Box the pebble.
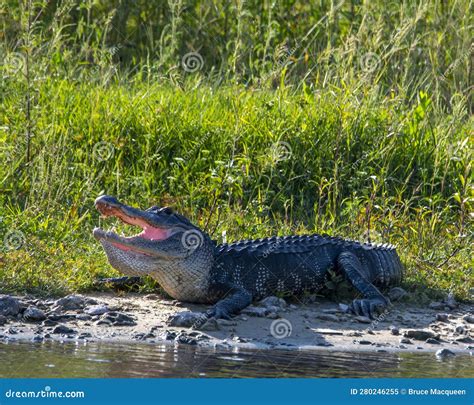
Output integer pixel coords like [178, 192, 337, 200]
[54, 295, 96, 310]
[399, 337, 412, 344]
[354, 316, 372, 324]
[316, 314, 339, 322]
[436, 313, 449, 322]
[425, 338, 441, 344]
[167, 311, 206, 327]
[0, 295, 20, 317]
[84, 304, 109, 316]
[463, 315, 474, 324]
[52, 324, 75, 334]
[436, 348, 456, 358]
[23, 306, 46, 322]
[99, 312, 136, 326]
[454, 325, 466, 334]
[390, 326, 400, 336]
[404, 330, 437, 341]
[429, 302, 445, 310]
[258, 296, 287, 309]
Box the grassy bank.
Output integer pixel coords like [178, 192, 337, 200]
[0, 0, 472, 300]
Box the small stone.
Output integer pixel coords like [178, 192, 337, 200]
[338, 303, 349, 313]
[354, 316, 372, 324]
[167, 311, 206, 327]
[390, 326, 400, 335]
[445, 293, 458, 309]
[100, 312, 136, 326]
[84, 304, 109, 316]
[358, 340, 373, 345]
[463, 315, 474, 324]
[42, 319, 57, 326]
[455, 336, 474, 344]
[426, 338, 441, 344]
[0, 295, 20, 316]
[436, 313, 449, 322]
[388, 287, 408, 301]
[258, 296, 287, 309]
[266, 312, 279, 319]
[145, 294, 160, 300]
[23, 306, 46, 322]
[54, 295, 95, 310]
[400, 337, 412, 344]
[399, 344, 407, 349]
[32, 335, 43, 342]
[404, 330, 436, 341]
[455, 325, 466, 334]
[52, 324, 75, 334]
[75, 314, 92, 321]
[436, 348, 456, 358]
[317, 314, 339, 322]
[0, 315, 7, 326]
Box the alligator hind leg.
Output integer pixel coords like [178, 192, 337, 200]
[337, 252, 390, 319]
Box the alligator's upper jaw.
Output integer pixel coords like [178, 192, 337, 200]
[93, 196, 171, 254]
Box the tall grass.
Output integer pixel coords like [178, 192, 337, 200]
[0, 0, 472, 299]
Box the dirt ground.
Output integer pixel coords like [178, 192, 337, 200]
[1, 292, 472, 355]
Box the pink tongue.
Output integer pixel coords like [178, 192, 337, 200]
[141, 227, 169, 241]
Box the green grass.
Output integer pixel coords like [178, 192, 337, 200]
[0, 0, 472, 300]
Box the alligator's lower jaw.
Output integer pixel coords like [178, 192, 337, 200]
[93, 228, 152, 256]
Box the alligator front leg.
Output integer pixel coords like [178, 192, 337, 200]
[337, 252, 390, 319]
[206, 283, 253, 320]
[167, 284, 252, 328]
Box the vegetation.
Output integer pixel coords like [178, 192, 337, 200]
[0, 0, 472, 300]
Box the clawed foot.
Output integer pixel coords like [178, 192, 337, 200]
[205, 306, 231, 320]
[350, 297, 390, 319]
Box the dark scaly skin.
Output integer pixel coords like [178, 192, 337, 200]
[93, 196, 403, 322]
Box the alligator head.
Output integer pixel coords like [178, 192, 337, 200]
[93, 195, 214, 302]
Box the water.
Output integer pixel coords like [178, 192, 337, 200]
[0, 342, 472, 378]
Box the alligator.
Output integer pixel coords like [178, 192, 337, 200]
[93, 195, 403, 324]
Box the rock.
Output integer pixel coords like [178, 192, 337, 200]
[167, 311, 207, 328]
[445, 293, 458, 309]
[429, 302, 445, 310]
[75, 314, 92, 321]
[390, 326, 400, 336]
[23, 306, 46, 322]
[463, 315, 474, 324]
[0, 315, 7, 326]
[455, 336, 474, 344]
[145, 294, 160, 300]
[426, 338, 441, 344]
[399, 337, 412, 344]
[266, 312, 279, 319]
[159, 330, 177, 341]
[388, 287, 408, 301]
[52, 324, 75, 334]
[436, 313, 449, 322]
[258, 296, 287, 309]
[354, 316, 372, 324]
[32, 335, 44, 342]
[42, 319, 58, 326]
[436, 348, 456, 358]
[455, 325, 466, 334]
[84, 304, 109, 316]
[198, 318, 220, 331]
[100, 312, 136, 326]
[242, 306, 269, 317]
[317, 314, 339, 322]
[0, 295, 20, 316]
[47, 313, 76, 322]
[175, 333, 197, 345]
[54, 295, 96, 310]
[338, 303, 350, 313]
[404, 330, 437, 341]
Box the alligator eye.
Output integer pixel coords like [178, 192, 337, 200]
[160, 207, 174, 215]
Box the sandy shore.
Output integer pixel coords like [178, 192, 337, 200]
[0, 292, 472, 355]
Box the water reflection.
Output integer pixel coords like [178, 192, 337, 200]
[0, 341, 472, 378]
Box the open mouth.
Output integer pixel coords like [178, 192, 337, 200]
[93, 196, 171, 255]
